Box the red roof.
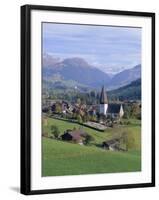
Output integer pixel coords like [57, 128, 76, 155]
[67, 129, 87, 142]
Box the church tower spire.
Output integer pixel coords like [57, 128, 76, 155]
[99, 86, 108, 115]
[100, 86, 108, 104]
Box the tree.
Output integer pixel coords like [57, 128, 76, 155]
[76, 98, 81, 105]
[90, 115, 97, 122]
[48, 107, 52, 116]
[84, 134, 94, 145]
[123, 104, 131, 119]
[50, 125, 60, 139]
[82, 113, 90, 122]
[77, 114, 83, 124]
[121, 131, 135, 151]
[55, 103, 62, 113]
[82, 115, 87, 123]
[73, 127, 77, 131]
[96, 93, 100, 104]
[90, 90, 96, 98]
[131, 103, 141, 118]
[42, 132, 49, 137]
[72, 112, 77, 119]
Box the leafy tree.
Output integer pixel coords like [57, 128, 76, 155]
[76, 98, 81, 105]
[131, 103, 141, 118]
[82, 115, 87, 123]
[82, 113, 90, 122]
[50, 125, 60, 139]
[79, 109, 85, 117]
[90, 115, 97, 122]
[72, 112, 77, 119]
[121, 131, 135, 151]
[81, 98, 86, 105]
[55, 103, 62, 113]
[42, 132, 49, 137]
[123, 104, 131, 119]
[90, 90, 96, 98]
[77, 114, 83, 124]
[96, 93, 100, 104]
[48, 107, 52, 116]
[84, 134, 94, 145]
[73, 127, 77, 131]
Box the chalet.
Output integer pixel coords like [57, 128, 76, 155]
[99, 86, 124, 118]
[61, 101, 69, 113]
[51, 101, 69, 113]
[42, 106, 49, 113]
[61, 129, 87, 145]
[72, 104, 86, 117]
[88, 105, 97, 116]
[102, 139, 120, 151]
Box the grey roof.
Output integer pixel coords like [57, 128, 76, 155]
[100, 86, 108, 104]
[103, 138, 120, 146]
[107, 104, 122, 114]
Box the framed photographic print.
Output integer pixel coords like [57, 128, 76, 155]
[21, 4, 155, 195]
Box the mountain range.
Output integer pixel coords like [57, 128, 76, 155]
[108, 64, 141, 90]
[43, 54, 141, 91]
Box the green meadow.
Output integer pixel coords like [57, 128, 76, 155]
[42, 117, 141, 176]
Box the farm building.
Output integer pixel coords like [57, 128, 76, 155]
[51, 101, 70, 113]
[61, 129, 87, 145]
[102, 138, 126, 151]
[102, 139, 120, 151]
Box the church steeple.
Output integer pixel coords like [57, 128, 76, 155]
[100, 86, 108, 104]
[99, 86, 108, 115]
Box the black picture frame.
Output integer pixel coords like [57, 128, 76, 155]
[21, 4, 155, 195]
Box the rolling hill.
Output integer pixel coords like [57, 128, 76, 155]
[42, 117, 141, 176]
[108, 78, 141, 100]
[108, 65, 141, 89]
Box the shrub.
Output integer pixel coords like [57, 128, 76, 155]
[77, 114, 83, 124]
[84, 134, 94, 145]
[42, 132, 48, 137]
[121, 131, 135, 151]
[50, 125, 60, 139]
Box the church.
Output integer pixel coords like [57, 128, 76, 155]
[99, 86, 124, 118]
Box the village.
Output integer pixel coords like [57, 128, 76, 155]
[41, 22, 142, 177]
[42, 86, 141, 151]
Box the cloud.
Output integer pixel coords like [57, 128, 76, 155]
[42, 22, 141, 74]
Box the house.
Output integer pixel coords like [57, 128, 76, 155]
[61, 101, 69, 113]
[107, 103, 124, 118]
[61, 129, 87, 145]
[102, 138, 126, 151]
[102, 139, 120, 151]
[51, 101, 69, 114]
[99, 86, 124, 118]
[88, 105, 97, 116]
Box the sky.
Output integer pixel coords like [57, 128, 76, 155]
[43, 23, 141, 74]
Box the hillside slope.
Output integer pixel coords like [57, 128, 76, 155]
[108, 78, 141, 100]
[108, 65, 141, 89]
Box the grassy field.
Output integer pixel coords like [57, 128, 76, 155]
[42, 117, 141, 176]
[43, 117, 141, 147]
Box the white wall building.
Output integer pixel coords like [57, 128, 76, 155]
[99, 86, 108, 115]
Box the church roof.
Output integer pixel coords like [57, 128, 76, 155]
[107, 104, 122, 114]
[100, 86, 108, 104]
